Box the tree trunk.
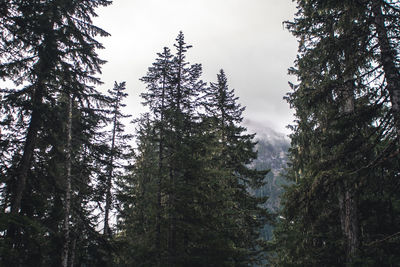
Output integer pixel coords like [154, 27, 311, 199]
[69, 233, 76, 267]
[5, 24, 53, 266]
[330, 15, 361, 257]
[4, 83, 43, 267]
[9, 16, 55, 215]
[338, 183, 359, 264]
[104, 85, 123, 237]
[156, 138, 163, 265]
[61, 94, 73, 267]
[104, 116, 116, 237]
[156, 64, 167, 265]
[10, 85, 43, 214]
[373, 1, 400, 137]
[338, 73, 360, 263]
[168, 168, 176, 267]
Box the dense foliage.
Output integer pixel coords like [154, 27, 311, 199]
[0, 0, 113, 266]
[271, 1, 400, 266]
[0, 2, 271, 264]
[3, 1, 398, 266]
[115, 33, 270, 267]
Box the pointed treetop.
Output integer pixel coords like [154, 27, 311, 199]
[174, 31, 192, 55]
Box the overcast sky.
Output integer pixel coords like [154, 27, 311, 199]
[94, 0, 298, 135]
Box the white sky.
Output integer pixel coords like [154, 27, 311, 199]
[94, 0, 298, 135]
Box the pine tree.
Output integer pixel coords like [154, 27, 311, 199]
[118, 32, 207, 266]
[203, 69, 270, 265]
[117, 33, 271, 267]
[272, 1, 400, 265]
[102, 81, 132, 238]
[165, 32, 206, 266]
[3, 0, 110, 216]
[140, 46, 173, 264]
[0, 0, 112, 265]
[115, 114, 160, 266]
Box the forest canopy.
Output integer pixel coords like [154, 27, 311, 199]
[0, 1, 270, 266]
[1, 1, 400, 267]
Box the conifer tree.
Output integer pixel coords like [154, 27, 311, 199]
[118, 32, 207, 266]
[118, 39, 270, 265]
[0, 0, 112, 265]
[203, 69, 269, 265]
[102, 81, 132, 237]
[2, 0, 110, 216]
[140, 46, 173, 264]
[272, 1, 400, 265]
[115, 114, 160, 266]
[166, 32, 206, 266]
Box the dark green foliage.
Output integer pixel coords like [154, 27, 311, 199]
[272, 0, 400, 266]
[98, 81, 132, 238]
[1, 2, 274, 265]
[203, 70, 271, 264]
[115, 115, 160, 266]
[0, 0, 112, 265]
[117, 34, 270, 267]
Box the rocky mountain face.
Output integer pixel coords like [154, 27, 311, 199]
[248, 126, 290, 240]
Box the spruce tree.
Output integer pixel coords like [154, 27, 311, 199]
[118, 48, 270, 265]
[2, 0, 111, 216]
[0, 0, 112, 265]
[272, 1, 400, 265]
[140, 46, 173, 264]
[118, 32, 207, 266]
[102, 81, 132, 237]
[203, 69, 270, 265]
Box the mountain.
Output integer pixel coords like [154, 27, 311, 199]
[248, 125, 290, 240]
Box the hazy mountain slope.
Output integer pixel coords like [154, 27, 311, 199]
[248, 126, 290, 240]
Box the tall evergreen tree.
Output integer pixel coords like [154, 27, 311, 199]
[102, 81, 132, 237]
[117, 35, 270, 266]
[165, 32, 206, 266]
[115, 114, 160, 266]
[118, 32, 207, 266]
[140, 46, 173, 264]
[203, 69, 270, 265]
[0, 0, 112, 265]
[2, 0, 110, 215]
[272, 1, 400, 265]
